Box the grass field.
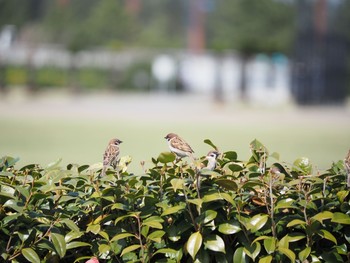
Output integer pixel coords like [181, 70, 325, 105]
[1, 91, 349, 173]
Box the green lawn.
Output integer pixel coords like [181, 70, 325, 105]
[1, 98, 349, 173]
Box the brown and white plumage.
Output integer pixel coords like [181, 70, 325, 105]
[102, 138, 122, 176]
[165, 133, 194, 159]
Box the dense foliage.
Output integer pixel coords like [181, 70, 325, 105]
[1, 139, 350, 263]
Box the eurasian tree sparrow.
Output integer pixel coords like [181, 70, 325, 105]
[204, 150, 220, 170]
[164, 133, 194, 160]
[102, 138, 122, 176]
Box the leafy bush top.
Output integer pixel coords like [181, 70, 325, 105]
[0, 139, 349, 263]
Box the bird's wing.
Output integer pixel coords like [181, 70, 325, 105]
[171, 136, 194, 153]
[103, 145, 120, 166]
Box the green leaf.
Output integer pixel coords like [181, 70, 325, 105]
[87, 224, 100, 234]
[203, 139, 218, 150]
[170, 178, 185, 192]
[337, 190, 349, 203]
[317, 229, 337, 244]
[111, 233, 135, 242]
[287, 233, 306, 243]
[61, 218, 80, 232]
[298, 247, 311, 262]
[215, 179, 238, 191]
[98, 231, 109, 241]
[147, 230, 165, 243]
[287, 219, 306, 228]
[99, 244, 110, 254]
[223, 151, 238, 161]
[161, 204, 186, 216]
[202, 192, 224, 203]
[263, 237, 276, 254]
[66, 241, 91, 250]
[204, 235, 225, 253]
[16, 186, 30, 200]
[233, 247, 248, 263]
[248, 214, 268, 233]
[259, 255, 272, 263]
[65, 231, 83, 243]
[51, 233, 66, 258]
[202, 210, 217, 224]
[244, 242, 261, 261]
[143, 221, 163, 229]
[278, 247, 296, 262]
[228, 163, 243, 172]
[22, 248, 40, 263]
[332, 212, 350, 225]
[121, 244, 141, 256]
[312, 211, 333, 223]
[274, 198, 296, 210]
[186, 231, 202, 260]
[158, 152, 176, 163]
[218, 221, 241, 234]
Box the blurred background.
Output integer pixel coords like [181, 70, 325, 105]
[0, 0, 349, 172]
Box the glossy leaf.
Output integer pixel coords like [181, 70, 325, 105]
[66, 241, 91, 250]
[287, 219, 306, 228]
[22, 248, 40, 263]
[186, 231, 202, 260]
[244, 242, 261, 261]
[312, 211, 333, 223]
[278, 247, 296, 262]
[233, 247, 248, 263]
[298, 247, 311, 262]
[121, 244, 141, 256]
[218, 221, 241, 234]
[317, 229, 337, 244]
[263, 237, 276, 254]
[332, 212, 350, 225]
[161, 204, 186, 216]
[203, 139, 218, 150]
[158, 152, 176, 163]
[215, 179, 238, 191]
[204, 235, 225, 253]
[51, 233, 66, 258]
[259, 255, 272, 263]
[111, 233, 135, 242]
[248, 214, 269, 233]
[170, 178, 185, 192]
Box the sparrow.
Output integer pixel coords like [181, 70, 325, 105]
[196, 150, 220, 197]
[204, 150, 220, 170]
[164, 133, 194, 160]
[102, 138, 122, 176]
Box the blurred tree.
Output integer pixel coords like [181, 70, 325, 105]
[137, 1, 186, 48]
[43, 0, 136, 52]
[0, 0, 44, 28]
[207, 0, 295, 100]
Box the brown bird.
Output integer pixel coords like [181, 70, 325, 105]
[164, 133, 194, 160]
[102, 138, 122, 176]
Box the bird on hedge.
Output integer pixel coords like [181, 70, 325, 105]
[102, 138, 122, 176]
[204, 150, 220, 170]
[196, 150, 220, 193]
[164, 133, 195, 160]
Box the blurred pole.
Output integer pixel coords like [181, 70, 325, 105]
[187, 0, 205, 53]
[292, 0, 347, 105]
